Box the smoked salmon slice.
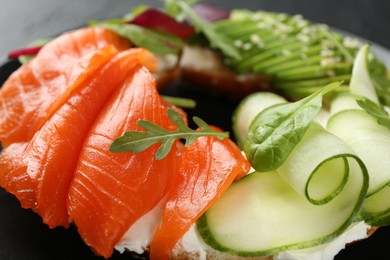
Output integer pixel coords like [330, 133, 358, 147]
[0, 27, 131, 146]
[0, 44, 120, 215]
[149, 133, 251, 260]
[67, 65, 180, 258]
[0, 142, 36, 210]
[0, 24, 252, 259]
[20, 48, 157, 229]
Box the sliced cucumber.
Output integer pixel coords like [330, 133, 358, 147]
[328, 109, 390, 195]
[327, 109, 390, 225]
[326, 44, 390, 226]
[349, 45, 379, 103]
[328, 93, 361, 115]
[232, 92, 287, 148]
[278, 123, 354, 205]
[359, 184, 390, 226]
[197, 123, 368, 257]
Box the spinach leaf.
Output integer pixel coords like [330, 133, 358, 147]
[244, 82, 340, 172]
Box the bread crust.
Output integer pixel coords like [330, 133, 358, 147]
[155, 46, 275, 100]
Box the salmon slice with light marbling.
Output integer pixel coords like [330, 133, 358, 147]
[0, 44, 119, 215]
[0, 27, 130, 146]
[20, 48, 156, 229]
[149, 133, 251, 260]
[0, 142, 35, 210]
[67, 65, 181, 258]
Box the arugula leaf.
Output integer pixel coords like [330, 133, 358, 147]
[244, 81, 340, 172]
[110, 108, 229, 160]
[357, 98, 390, 129]
[100, 23, 184, 55]
[175, 1, 241, 60]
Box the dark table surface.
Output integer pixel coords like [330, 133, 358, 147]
[1, 0, 390, 259]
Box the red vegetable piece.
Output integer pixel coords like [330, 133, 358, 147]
[193, 3, 230, 22]
[8, 46, 43, 59]
[130, 8, 195, 39]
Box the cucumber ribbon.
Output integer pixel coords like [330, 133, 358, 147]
[328, 44, 390, 226]
[199, 83, 369, 256]
[199, 44, 390, 257]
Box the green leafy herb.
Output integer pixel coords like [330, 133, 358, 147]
[19, 54, 37, 64]
[244, 81, 340, 172]
[123, 5, 150, 21]
[371, 73, 390, 107]
[110, 108, 229, 160]
[162, 0, 202, 21]
[174, 1, 241, 60]
[357, 98, 390, 129]
[99, 23, 184, 55]
[18, 38, 52, 64]
[89, 18, 128, 27]
[368, 51, 390, 107]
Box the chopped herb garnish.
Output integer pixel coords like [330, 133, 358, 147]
[110, 108, 229, 160]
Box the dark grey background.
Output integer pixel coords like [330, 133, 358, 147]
[1, 0, 390, 58]
[1, 0, 390, 259]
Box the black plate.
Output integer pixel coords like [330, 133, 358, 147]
[1, 53, 390, 260]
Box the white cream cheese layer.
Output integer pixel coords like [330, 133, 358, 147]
[115, 200, 208, 257]
[274, 221, 371, 260]
[176, 225, 209, 260]
[116, 203, 369, 260]
[115, 200, 164, 255]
